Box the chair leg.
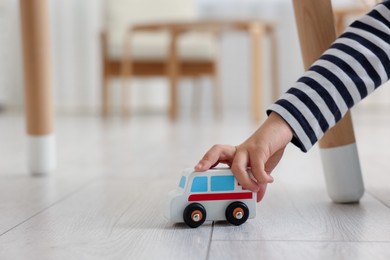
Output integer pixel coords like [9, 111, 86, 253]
[102, 70, 110, 117]
[121, 64, 131, 117]
[191, 76, 202, 118]
[121, 34, 132, 117]
[293, 0, 364, 203]
[168, 30, 179, 121]
[101, 30, 110, 117]
[20, 0, 56, 175]
[212, 63, 222, 119]
[121, 82, 130, 117]
[250, 23, 264, 122]
[334, 13, 345, 36]
[169, 74, 178, 121]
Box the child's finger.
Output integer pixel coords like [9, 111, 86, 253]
[194, 145, 235, 171]
[249, 153, 274, 184]
[231, 150, 260, 192]
[256, 183, 267, 202]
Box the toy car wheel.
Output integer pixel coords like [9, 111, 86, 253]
[183, 203, 207, 228]
[225, 201, 249, 226]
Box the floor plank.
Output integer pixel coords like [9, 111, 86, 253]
[0, 176, 92, 236]
[354, 111, 390, 208]
[0, 179, 212, 260]
[209, 241, 390, 260]
[0, 108, 390, 259]
[211, 143, 390, 242]
[212, 182, 390, 242]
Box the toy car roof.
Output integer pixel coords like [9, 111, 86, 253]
[182, 168, 234, 178]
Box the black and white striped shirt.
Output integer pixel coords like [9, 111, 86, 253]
[268, 0, 390, 152]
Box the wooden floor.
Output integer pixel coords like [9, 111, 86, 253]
[0, 108, 390, 259]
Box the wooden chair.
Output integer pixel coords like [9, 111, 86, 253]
[20, 0, 56, 175]
[294, 0, 364, 203]
[101, 0, 219, 119]
[101, 0, 278, 121]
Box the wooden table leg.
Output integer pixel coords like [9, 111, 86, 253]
[293, 0, 364, 203]
[250, 23, 264, 122]
[20, 0, 56, 175]
[168, 29, 179, 121]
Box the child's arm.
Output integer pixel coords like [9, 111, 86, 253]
[195, 112, 293, 201]
[195, 1, 390, 201]
[270, 1, 390, 153]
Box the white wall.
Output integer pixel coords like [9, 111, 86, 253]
[0, 0, 103, 114]
[199, 0, 304, 110]
[0, 0, 23, 108]
[50, 0, 103, 114]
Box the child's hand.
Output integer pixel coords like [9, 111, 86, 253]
[194, 112, 293, 202]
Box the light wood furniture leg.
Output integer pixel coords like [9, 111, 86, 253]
[334, 14, 345, 36]
[102, 67, 110, 117]
[20, 0, 56, 175]
[250, 23, 264, 122]
[101, 32, 110, 117]
[212, 32, 222, 119]
[212, 65, 222, 119]
[293, 0, 364, 203]
[121, 32, 132, 117]
[168, 30, 179, 121]
[191, 76, 202, 118]
[269, 29, 280, 102]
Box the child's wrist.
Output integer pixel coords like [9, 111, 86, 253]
[268, 112, 294, 142]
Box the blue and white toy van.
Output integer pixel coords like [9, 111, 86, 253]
[165, 168, 256, 228]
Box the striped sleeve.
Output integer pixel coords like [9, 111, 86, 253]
[267, 1, 390, 152]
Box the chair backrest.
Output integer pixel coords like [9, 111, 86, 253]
[104, 0, 197, 49]
[105, 0, 196, 30]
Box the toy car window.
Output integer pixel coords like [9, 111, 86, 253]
[211, 175, 234, 191]
[191, 176, 208, 192]
[178, 176, 186, 188]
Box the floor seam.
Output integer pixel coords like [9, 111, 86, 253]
[205, 221, 215, 260]
[0, 178, 98, 237]
[366, 190, 390, 209]
[209, 239, 390, 243]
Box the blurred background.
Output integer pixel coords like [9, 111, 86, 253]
[0, 0, 388, 119]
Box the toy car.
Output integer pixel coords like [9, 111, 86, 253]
[165, 168, 256, 228]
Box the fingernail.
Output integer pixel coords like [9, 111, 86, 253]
[195, 163, 202, 169]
